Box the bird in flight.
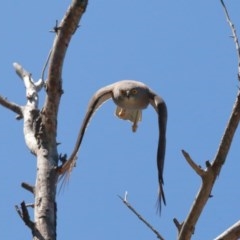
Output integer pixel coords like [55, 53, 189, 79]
[58, 80, 167, 211]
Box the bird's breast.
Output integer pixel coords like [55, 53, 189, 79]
[114, 96, 149, 110]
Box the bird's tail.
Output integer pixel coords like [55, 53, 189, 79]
[156, 182, 166, 214]
[57, 155, 78, 188]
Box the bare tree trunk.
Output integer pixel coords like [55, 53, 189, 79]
[33, 152, 58, 240]
[32, 1, 88, 239]
[0, 1, 88, 239]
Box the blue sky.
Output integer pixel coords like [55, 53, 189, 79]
[1, 1, 240, 239]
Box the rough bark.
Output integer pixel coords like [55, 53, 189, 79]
[0, 1, 88, 239]
[34, 1, 88, 239]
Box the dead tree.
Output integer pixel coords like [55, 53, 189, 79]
[1, 1, 239, 240]
[118, 1, 240, 239]
[0, 1, 88, 239]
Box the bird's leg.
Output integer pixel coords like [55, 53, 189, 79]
[115, 106, 141, 132]
[132, 121, 138, 132]
[118, 108, 126, 117]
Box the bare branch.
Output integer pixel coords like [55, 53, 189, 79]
[12, 62, 44, 154]
[0, 95, 22, 118]
[178, 90, 240, 240]
[15, 201, 45, 240]
[181, 150, 205, 177]
[214, 220, 240, 240]
[42, 0, 88, 139]
[49, 20, 62, 34]
[13, 62, 44, 108]
[0, 62, 44, 120]
[220, 0, 240, 80]
[15, 201, 35, 230]
[21, 182, 35, 194]
[118, 192, 165, 240]
[41, 48, 52, 82]
[173, 218, 183, 233]
[25, 203, 35, 208]
[212, 91, 240, 173]
[178, 2, 240, 238]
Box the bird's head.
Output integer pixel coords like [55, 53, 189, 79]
[113, 81, 150, 109]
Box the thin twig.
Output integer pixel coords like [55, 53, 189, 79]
[220, 0, 240, 80]
[25, 203, 35, 208]
[118, 192, 164, 240]
[41, 49, 52, 81]
[49, 20, 62, 34]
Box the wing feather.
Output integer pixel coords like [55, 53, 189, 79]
[58, 84, 114, 179]
[149, 90, 167, 213]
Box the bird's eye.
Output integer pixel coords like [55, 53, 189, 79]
[120, 90, 126, 95]
[131, 89, 138, 94]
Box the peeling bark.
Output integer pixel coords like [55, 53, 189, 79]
[0, 1, 88, 239]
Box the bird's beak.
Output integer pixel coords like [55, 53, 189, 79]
[126, 90, 130, 98]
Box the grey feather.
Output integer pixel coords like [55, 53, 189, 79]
[59, 80, 167, 213]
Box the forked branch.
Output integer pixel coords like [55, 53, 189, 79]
[178, 91, 240, 240]
[177, 1, 240, 238]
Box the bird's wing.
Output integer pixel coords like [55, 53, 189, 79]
[149, 90, 167, 213]
[58, 84, 114, 180]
